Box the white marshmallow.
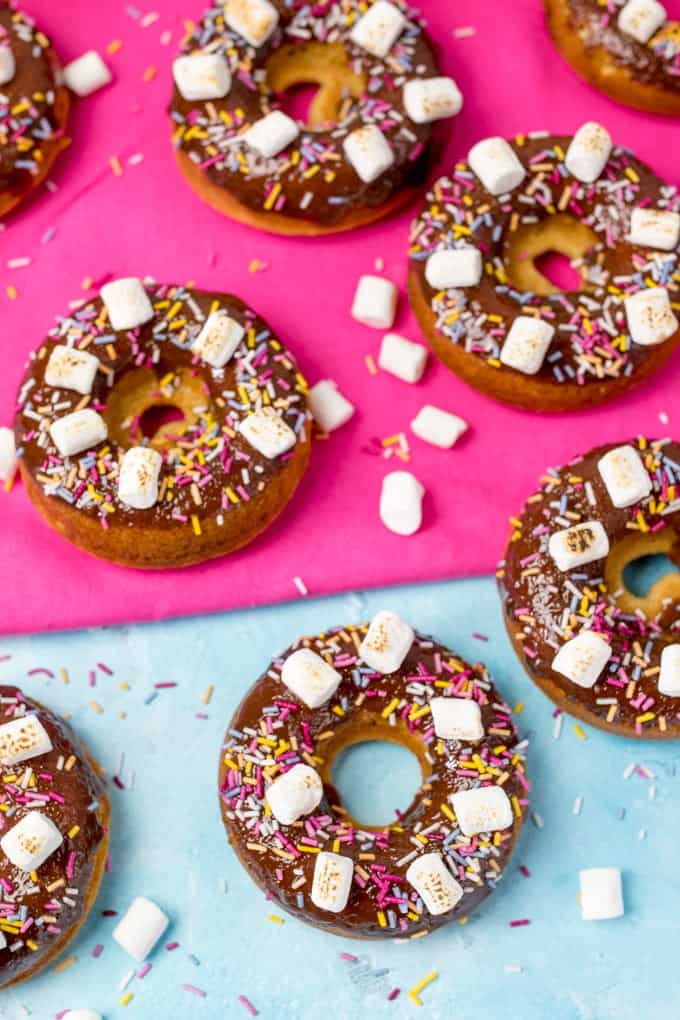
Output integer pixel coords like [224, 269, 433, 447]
[403, 76, 463, 124]
[343, 125, 395, 184]
[625, 287, 678, 346]
[565, 122, 613, 183]
[224, 0, 279, 47]
[311, 851, 354, 913]
[193, 310, 245, 369]
[266, 764, 323, 825]
[378, 332, 427, 383]
[350, 0, 406, 58]
[618, 0, 667, 43]
[658, 644, 680, 696]
[548, 521, 610, 572]
[281, 648, 342, 708]
[45, 344, 99, 395]
[118, 447, 162, 510]
[359, 610, 414, 674]
[579, 867, 624, 921]
[101, 278, 154, 332]
[351, 275, 398, 329]
[451, 786, 513, 837]
[63, 1012, 102, 1020]
[0, 426, 17, 482]
[597, 445, 652, 508]
[425, 248, 483, 290]
[629, 208, 680, 251]
[500, 316, 554, 375]
[173, 53, 231, 101]
[410, 405, 467, 449]
[380, 470, 424, 536]
[552, 631, 611, 689]
[308, 380, 355, 433]
[0, 714, 53, 766]
[239, 407, 297, 459]
[468, 137, 525, 196]
[245, 110, 299, 158]
[63, 51, 112, 97]
[0, 45, 16, 86]
[50, 409, 108, 457]
[430, 697, 484, 742]
[406, 852, 464, 915]
[1, 811, 63, 871]
[113, 897, 169, 962]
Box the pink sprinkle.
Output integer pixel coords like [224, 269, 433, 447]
[520, 865, 531, 878]
[510, 918, 530, 927]
[239, 995, 258, 1016]
[388, 988, 401, 1001]
[97, 662, 114, 675]
[472, 632, 489, 642]
[138, 963, 152, 979]
[166, 941, 180, 951]
[182, 984, 206, 997]
[340, 952, 358, 962]
[92, 943, 104, 958]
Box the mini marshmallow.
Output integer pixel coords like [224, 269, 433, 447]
[500, 316, 554, 375]
[224, 0, 279, 47]
[629, 207, 680, 251]
[239, 407, 297, 459]
[359, 610, 414, 674]
[548, 521, 610, 572]
[658, 644, 680, 696]
[430, 697, 484, 742]
[0, 426, 17, 482]
[597, 444, 652, 508]
[118, 447, 163, 510]
[380, 470, 424, 536]
[406, 852, 464, 915]
[63, 1012, 103, 1020]
[451, 785, 513, 837]
[0, 45, 16, 87]
[113, 897, 169, 962]
[281, 648, 342, 708]
[0, 714, 53, 766]
[63, 51, 112, 96]
[425, 248, 483, 290]
[351, 275, 398, 329]
[50, 409, 108, 457]
[625, 287, 678, 346]
[193, 310, 245, 369]
[311, 851, 354, 913]
[403, 76, 463, 124]
[173, 53, 231, 101]
[618, 0, 667, 43]
[552, 630, 611, 689]
[410, 405, 467, 449]
[579, 867, 624, 921]
[308, 380, 355, 433]
[266, 763, 323, 825]
[468, 137, 525, 196]
[244, 110, 299, 158]
[343, 125, 395, 184]
[45, 344, 99, 395]
[350, 0, 406, 58]
[378, 332, 428, 383]
[564, 122, 613, 184]
[101, 278, 154, 332]
[1, 811, 63, 871]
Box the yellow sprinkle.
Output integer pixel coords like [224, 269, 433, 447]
[268, 914, 284, 924]
[67, 825, 80, 839]
[90, 701, 104, 715]
[513, 702, 524, 714]
[120, 992, 134, 1006]
[191, 514, 202, 536]
[573, 724, 587, 740]
[202, 685, 214, 705]
[6, 285, 17, 300]
[143, 65, 157, 82]
[53, 955, 77, 973]
[365, 354, 378, 375]
[409, 971, 438, 1006]
[109, 155, 123, 177]
[107, 39, 122, 54]
[636, 712, 655, 724]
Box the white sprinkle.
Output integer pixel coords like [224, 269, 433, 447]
[119, 968, 136, 991]
[573, 796, 583, 816]
[531, 811, 544, 829]
[553, 714, 563, 740]
[504, 964, 523, 974]
[622, 762, 636, 780]
[374, 257, 384, 271]
[128, 152, 144, 165]
[660, 411, 669, 425]
[7, 257, 31, 269]
[293, 576, 308, 597]
[141, 10, 159, 26]
[638, 828, 647, 841]
[160, 29, 172, 45]
[453, 25, 476, 37]
[649, 785, 656, 800]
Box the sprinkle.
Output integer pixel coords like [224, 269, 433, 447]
[238, 995, 258, 1016]
[408, 971, 438, 1006]
[182, 984, 207, 997]
[293, 576, 308, 596]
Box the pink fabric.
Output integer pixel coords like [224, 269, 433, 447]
[1, 0, 679, 635]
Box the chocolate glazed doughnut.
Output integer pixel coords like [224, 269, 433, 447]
[219, 612, 528, 939]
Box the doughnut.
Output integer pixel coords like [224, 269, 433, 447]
[0, 686, 109, 989]
[169, 0, 462, 236]
[0, 2, 70, 217]
[499, 437, 680, 740]
[544, 0, 680, 117]
[408, 123, 680, 412]
[219, 612, 528, 938]
[14, 277, 311, 568]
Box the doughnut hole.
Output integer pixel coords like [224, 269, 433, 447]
[103, 367, 211, 450]
[605, 529, 680, 617]
[504, 213, 598, 297]
[266, 41, 366, 129]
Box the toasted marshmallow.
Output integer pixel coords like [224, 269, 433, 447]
[45, 344, 99, 395]
[311, 851, 353, 913]
[658, 644, 680, 696]
[118, 447, 162, 510]
[629, 208, 680, 251]
[224, 0, 279, 46]
[173, 53, 231, 101]
[245, 110, 299, 158]
[618, 0, 667, 43]
[63, 51, 112, 96]
[359, 610, 414, 674]
[430, 697, 484, 741]
[425, 248, 483, 290]
[0, 714, 53, 766]
[308, 380, 355, 433]
[410, 405, 467, 449]
[114, 897, 169, 962]
[598, 445, 652, 508]
[552, 631, 611, 689]
[193, 310, 244, 368]
[403, 76, 463, 123]
[50, 409, 107, 457]
[351, 275, 398, 329]
[378, 332, 428, 383]
[63, 1012, 103, 1020]
[579, 867, 624, 921]
[548, 521, 610, 572]
[406, 852, 464, 915]
[468, 137, 525, 196]
[0, 44, 15, 86]
[0, 426, 17, 482]
[350, 0, 406, 58]
[266, 764, 323, 825]
[239, 407, 296, 459]
[101, 278, 153, 332]
[565, 122, 612, 183]
[500, 316, 554, 375]
[343, 125, 395, 184]
[451, 785, 513, 837]
[625, 287, 678, 346]
[281, 648, 342, 708]
[1, 811, 63, 871]
[380, 470, 424, 536]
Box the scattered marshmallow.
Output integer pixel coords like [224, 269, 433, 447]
[468, 137, 525, 196]
[658, 644, 680, 696]
[281, 648, 342, 708]
[0, 45, 15, 86]
[193, 310, 244, 369]
[410, 405, 467, 449]
[343, 125, 395, 184]
[552, 631, 611, 689]
[451, 785, 513, 837]
[403, 76, 463, 123]
[101, 278, 154, 332]
[579, 867, 624, 921]
[618, 0, 667, 44]
[430, 697, 484, 742]
[565, 122, 612, 183]
[350, 0, 406, 58]
[224, 0, 279, 47]
[173, 53, 231, 101]
[1, 811, 63, 871]
[239, 407, 296, 459]
[50, 409, 108, 458]
[380, 470, 424, 536]
[45, 344, 99, 395]
[629, 207, 680, 251]
[548, 521, 610, 571]
[0, 714, 53, 766]
[308, 380, 355, 433]
[118, 447, 163, 510]
[425, 248, 482, 290]
[63, 51, 112, 97]
[406, 852, 464, 915]
[597, 445, 652, 508]
[625, 287, 678, 346]
[63, 1012, 102, 1020]
[245, 110, 299, 158]
[359, 610, 414, 674]
[378, 332, 427, 383]
[113, 897, 169, 962]
[500, 316, 554, 375]
[311, 851, 354, 913]
[266, 764, 323, 825]
[0, 426, 17, 482]
[351, 275, 398, 329]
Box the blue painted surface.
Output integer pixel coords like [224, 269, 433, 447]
[1, 577, 679, 1020]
